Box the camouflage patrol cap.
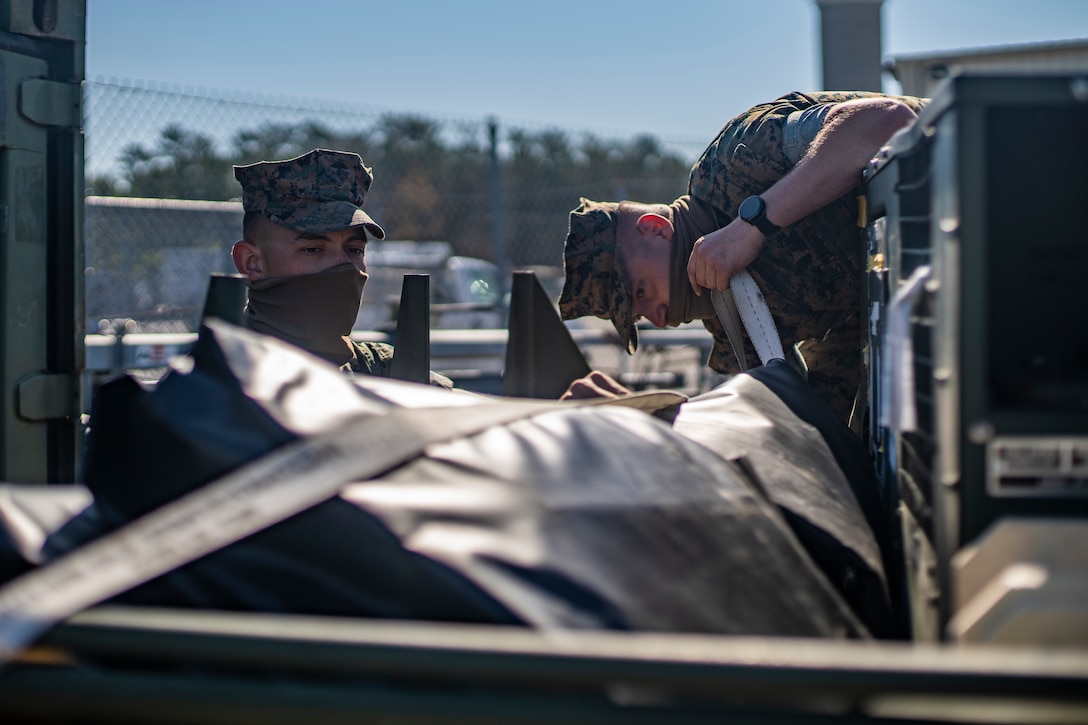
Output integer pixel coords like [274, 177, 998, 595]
[558, 198, 637, 353]
[234, 149, 386, 238]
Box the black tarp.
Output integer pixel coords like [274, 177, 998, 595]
[1, 322, 885, 637]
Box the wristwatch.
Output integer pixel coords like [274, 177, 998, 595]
[738, 195, 780, 237]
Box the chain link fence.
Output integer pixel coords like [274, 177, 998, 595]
[82, 80, 726, 394]
[84, 78, 708, 334]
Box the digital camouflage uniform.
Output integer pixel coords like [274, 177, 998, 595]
[344, 338, 452, 388]
[560, 91, 927, 423]
[346, 339, 395, 377]
[235, 148, 386, 240]
[688, 91, 927, 421]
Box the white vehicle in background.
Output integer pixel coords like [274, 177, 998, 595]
[356, 241, 506, 331]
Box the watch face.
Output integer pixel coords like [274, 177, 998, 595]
[739, 195, 764, 221]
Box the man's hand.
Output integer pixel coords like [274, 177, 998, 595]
[687, 219, 765, 293]
[560, 371, 632, 401]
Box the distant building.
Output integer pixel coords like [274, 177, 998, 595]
[885, 38, 1088, 97]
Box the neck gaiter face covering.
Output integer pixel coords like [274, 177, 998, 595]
[244, 262, 367, 367]
[666, 195, 720, 326]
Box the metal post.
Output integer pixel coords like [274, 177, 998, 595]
[200, 273, 248, 327]
[110, 320, 128, 379]
[502, 271, 589, 399]
[389, 274, 430, 384]
[488, 117, 510, 282]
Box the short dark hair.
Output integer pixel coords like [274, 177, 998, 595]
[242, 211, 269, 247]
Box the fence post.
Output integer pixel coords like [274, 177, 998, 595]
[110, 319, 129, 379]
[488, 117, 510, 282]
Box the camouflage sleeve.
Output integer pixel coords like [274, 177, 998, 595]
[345, 340, 395, 377]
[346, 339, 453, 389]
[689, 91, 928, 216]
[687, 91, 929, 362]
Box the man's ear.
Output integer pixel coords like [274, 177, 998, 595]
[636, 213, 674, 240]
[231, 240, 263, 281]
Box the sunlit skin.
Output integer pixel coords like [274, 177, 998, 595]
[618, 211, 674, 329]
[687, 98, 919, 293]
[559, 212, 673, 402]
[231, 215, 369, 281]
[625, 251, 670, 328]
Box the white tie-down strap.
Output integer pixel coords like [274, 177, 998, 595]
[880, 264, 931, 433]
[711, 270, 784, 369]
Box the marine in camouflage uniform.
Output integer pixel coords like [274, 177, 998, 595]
[233, 149, 450, 387]
[560, 91, 927, 423]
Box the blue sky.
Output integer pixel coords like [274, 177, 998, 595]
[87, 0, 1088, 146]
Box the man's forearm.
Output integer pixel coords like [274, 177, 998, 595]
[687, 98, 918, 292]
[761, 98, 918, 228]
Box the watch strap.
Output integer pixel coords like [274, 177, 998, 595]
[750, 214, 780, 237]
[740, 195, 780, 236]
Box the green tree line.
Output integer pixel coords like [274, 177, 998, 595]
[86, 115, 693, 266]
